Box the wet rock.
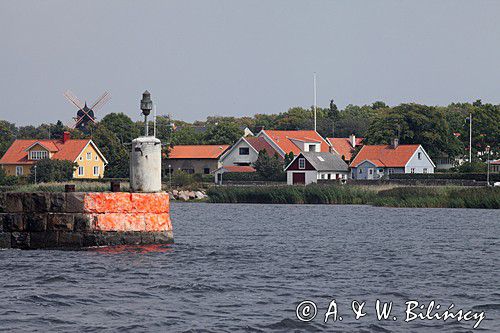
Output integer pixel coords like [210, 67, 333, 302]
[58, 231, 83, 248]
[0, 232, 11, 248]
[25, 214, 47, 232]
[23, 193, 49, 212]
[47, 214, 74, 231]
[121, 231, 142, 245]
[0, 193, 6, 213]
[5, 193, 23, 213]
[30, 232, 58, 249]
[49, 193, 66, 212]
[11, 232, 30, 249]
[66, 192, 85, 213]
[74, 214, 93, 231]
[2, 214, 24, 231]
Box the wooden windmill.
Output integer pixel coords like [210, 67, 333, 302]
[63, 90, 111, 131]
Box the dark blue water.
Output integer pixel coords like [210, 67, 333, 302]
[0, 203, 498, 332]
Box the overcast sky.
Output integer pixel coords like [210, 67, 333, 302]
[1, 0, 499, 126]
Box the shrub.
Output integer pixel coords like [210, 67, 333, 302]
[29, 159, 76, 183]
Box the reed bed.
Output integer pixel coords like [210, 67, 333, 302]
[207, 185, 500, 209]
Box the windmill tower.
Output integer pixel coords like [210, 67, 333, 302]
[63, 90, 111, 131]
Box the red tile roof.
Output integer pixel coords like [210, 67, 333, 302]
[260, 130, 330, 155]
[0, 139, 92, 165]
[221, 165, 256, 173]
[169, 145, 230, 159]
[350, 144, 420, 168]
[327, 137, 364, 160]
[244, 137, 281, 158]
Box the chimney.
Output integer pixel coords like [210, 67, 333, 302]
[349, 134, 356, 148]
[63, 131, 70, 143]
[391, 138, 399, 149]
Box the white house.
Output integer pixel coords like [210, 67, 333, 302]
[349, 139, 435, 180]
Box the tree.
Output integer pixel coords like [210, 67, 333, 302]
[253, 150, 285, 180]
[0, 120, 17, 157]
[284, 152, 295, 167]
[371, 101, 388, 110]
[90, 124, 129, 178]
[0, 167, 18, 186]
[50, 120, 66, 139]
[30, 159, 76, 183]
[334, 105, 378, 138]
[203, 121, 243, 145]
[172, 126, 203, 145]
[100, 113, 140, 144]
[366, 103, 462, 157]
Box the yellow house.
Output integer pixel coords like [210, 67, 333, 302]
[0, 132, 108, 179]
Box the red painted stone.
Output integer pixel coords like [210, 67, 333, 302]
[82, 192, 171, 233]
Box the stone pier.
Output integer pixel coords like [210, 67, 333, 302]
[0, 192, 173, 249]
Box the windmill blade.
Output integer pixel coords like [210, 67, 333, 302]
[90, 91, 111, 111]
[74, 108, 97, 127]
[63, 90, 85, 110]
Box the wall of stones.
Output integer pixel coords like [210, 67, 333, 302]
[0, 192, 172, 249]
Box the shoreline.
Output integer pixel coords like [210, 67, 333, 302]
[206, 185, 500, 209]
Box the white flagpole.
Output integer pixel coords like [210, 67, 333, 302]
[153, 103, 157, 138]
[313, 73, 317, 131]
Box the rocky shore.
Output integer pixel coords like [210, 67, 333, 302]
[169, 190, 208, 201]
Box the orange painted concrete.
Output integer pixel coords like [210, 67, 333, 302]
[83, 192, 171, 232]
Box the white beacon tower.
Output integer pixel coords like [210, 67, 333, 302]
[130, 91, 162, 192]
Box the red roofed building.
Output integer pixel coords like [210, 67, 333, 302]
[166, 145, 230, 174]
[219, 136, 282, 167]
[349, 139, 435, 179]
[327, 134, 364, 161]
[258, 130, 330, 155]
[0, 132, 108, 179]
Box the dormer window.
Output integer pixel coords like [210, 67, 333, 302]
[29, 150, 48, 160]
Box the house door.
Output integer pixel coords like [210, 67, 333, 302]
[293, 172, 306, 185]
[367, 168, 374, 180]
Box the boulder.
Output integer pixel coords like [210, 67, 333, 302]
[187, 191, 196, 199]
[172, 190, 179, 197]
[195, 191, 206, 199]
[178, 192, 190, 201]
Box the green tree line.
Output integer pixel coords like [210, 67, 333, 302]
[1, 100, 498, 180]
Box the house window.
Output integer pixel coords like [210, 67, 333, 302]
[29, 150, 48, 160]
[87, 152, 92, 160]
[410, 168, 415, 173]
[95, 156, 98, 161]
[78, 166, 84, 176]
[369, 169, 373, 175]
[204, 168, 210, 174]
[388, 168, 394, 174]
[308, 144, 316, 152]
[239, 147, 250, 155]
[321, 174, 326, 179]
[423, 168, 428, 174]
[93, 166, 99, 176]
[182, 169, 195, 174]
[298, 158, 305, 169]
[79, 156, 83, 161]
[15, 166, 23, 176]
[359, 169, 362, 174]
[418, 152, 422, 160]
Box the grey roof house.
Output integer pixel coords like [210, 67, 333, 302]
[284, 152, 349, 185]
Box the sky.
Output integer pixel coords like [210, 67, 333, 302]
[0, 0, 499, 126]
